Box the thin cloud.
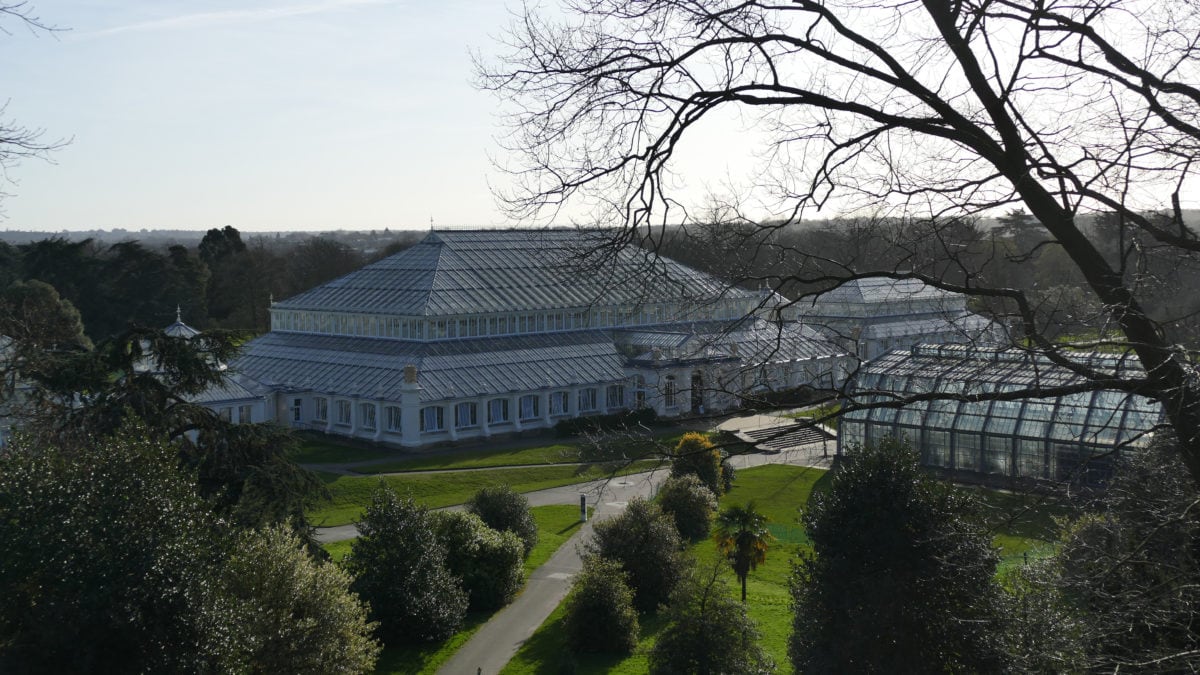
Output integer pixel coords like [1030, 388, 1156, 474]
[83, 0, 388, 38]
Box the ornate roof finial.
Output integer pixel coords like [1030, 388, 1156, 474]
[176, 305, 182, 322]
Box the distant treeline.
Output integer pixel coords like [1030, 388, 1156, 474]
[0, 226, 423, 339]
[650, 210, 1200, 346]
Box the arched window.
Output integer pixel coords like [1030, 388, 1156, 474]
[519, 395, 539, 420]
[456, 402, 478, 428]
[359, 403, 376, 430]
[385, 406, 402, 432]
[420, 406, 444, 432]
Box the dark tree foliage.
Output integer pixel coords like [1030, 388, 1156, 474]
[198, 225, 247, 265]
[657, 474, 718, 541]
[650, 564, 774, 675]
[1048, 434, 1200, 672]
[0, 425, 226, 673]
[562, 556, 640, 654]
[189, 421, 326, 537]
[345, 486, 468, 645]
[790, 437, 1009, 673]
[670, 432, 726, 497]
[431, 510, 525, 611]
[466, 484, 539, 558]
[587, 497, 687, 611]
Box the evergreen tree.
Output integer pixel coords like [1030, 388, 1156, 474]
[790, 437, 1008, 673]
[345, 486, 468, 644]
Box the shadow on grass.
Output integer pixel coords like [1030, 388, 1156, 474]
[373, 612, 491, 675]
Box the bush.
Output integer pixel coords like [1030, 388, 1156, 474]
[657, 475, 717, 541]
[554, 407, 658, 437]
[467, 485, 538, 558]
[562, 557, 640, 654]
[587, 497, 687, 611]
[649, 566, 774, 674]
[216, 526, 381, 673]
[432, 511, 524, 611]
[670, 432, 725, 496]
[345, 486, 467, 645]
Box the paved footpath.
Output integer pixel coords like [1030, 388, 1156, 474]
[436, 469, 672, 675]
[313, 412, 835, 673]
[436, 440, 835, 674]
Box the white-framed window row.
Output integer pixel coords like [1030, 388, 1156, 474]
[336, 400, 352, 426]
[420, 406, 445, 433]
[488, 398, 510, 425]
[314, 397, 329, 423]
[519, 394, 539, 421]
[385, 405, 402, 433]
[549, 391, 569, 416]
[455, 402, 478, 429]
[578, 387, 599, 413]
[359, 402, 376, 430]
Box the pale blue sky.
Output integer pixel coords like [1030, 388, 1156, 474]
[0, 1, 544, 231]
[0, 0, 758, 232]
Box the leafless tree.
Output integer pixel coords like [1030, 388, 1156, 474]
[479, 0, 1200, 484]
[0, 3, 63, 216]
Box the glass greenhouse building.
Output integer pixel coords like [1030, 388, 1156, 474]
[839, 344, 1166, 485]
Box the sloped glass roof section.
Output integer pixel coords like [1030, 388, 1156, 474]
[273, 230, 756, 317]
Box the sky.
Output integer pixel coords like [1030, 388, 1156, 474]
[0, 1, 756, 232]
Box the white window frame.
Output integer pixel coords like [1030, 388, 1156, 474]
[578, 388, 598, 413]
[336, 400, 352, 426]
[314, 397, 328, 422]
[455, 402, 478, 428]
[488, 398, 510, 425]
[519, 394, 539, 420]
[550, 391, 568, 416]
[360, 402, 376, 430]
[420, 406, 445, 432]
[386, 405, 402, 432]
[238, 404, 253, 424]
[606, 385, 625, 411]
[664, 376, 677, 408]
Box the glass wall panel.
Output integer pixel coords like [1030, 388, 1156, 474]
[924, 429, 951, 467]
[982, 434, 1010, 475]
[1016, 437, 1045, 479]
[953, 431, 981, 472]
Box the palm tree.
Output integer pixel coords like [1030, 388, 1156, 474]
[713, 501, 774, 603]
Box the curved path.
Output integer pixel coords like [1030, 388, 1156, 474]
[437, 436, 834, 675]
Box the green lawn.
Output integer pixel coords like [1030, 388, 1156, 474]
[358, 443, 583, 473]
[309, 461, 658, 527]
[292, 434, 403, 464]
[503, 464, 828, 674]
[502, 464, 1063, 674]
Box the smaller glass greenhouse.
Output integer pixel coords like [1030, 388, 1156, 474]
[839, 344, 1166, 485]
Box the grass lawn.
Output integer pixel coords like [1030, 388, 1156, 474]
[502, 464, 1064, 674]
[292, 434, 403, 464]
[358, 443, 584, 473]
[309, 461, 658, 527]
[503, 464, 829, 674]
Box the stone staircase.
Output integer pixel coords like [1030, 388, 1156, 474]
[741, 422, 834, 453]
